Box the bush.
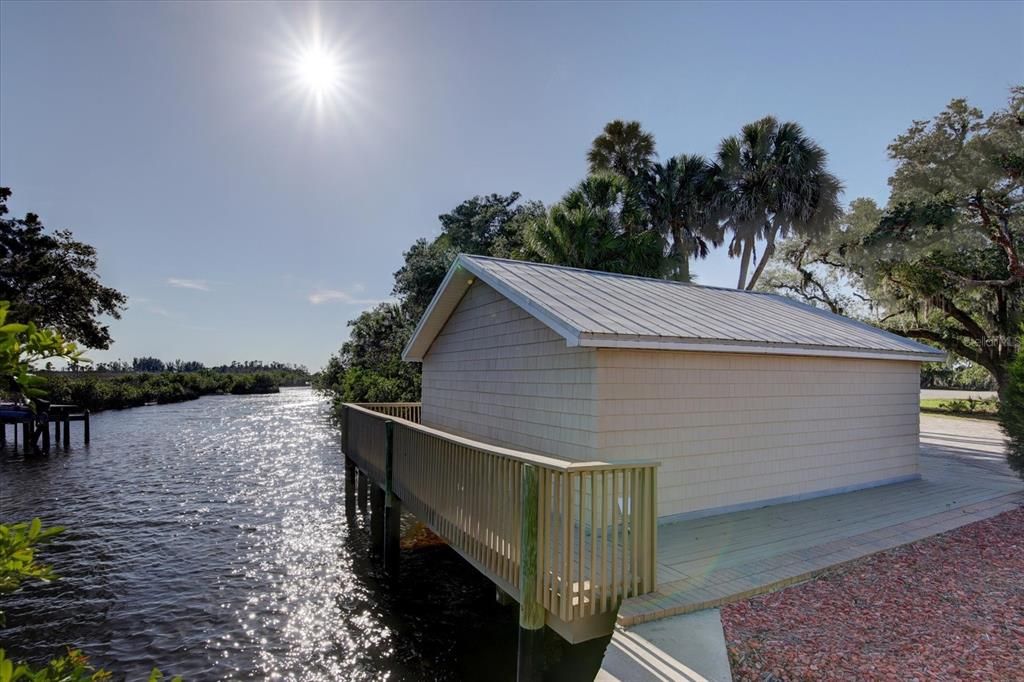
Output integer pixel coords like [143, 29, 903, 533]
[1000, 337, 1024, 478]
[40, 370, 282, 412]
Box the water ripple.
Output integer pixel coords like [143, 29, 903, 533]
[0, 388, 522, 680]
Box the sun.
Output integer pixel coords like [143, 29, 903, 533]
[294, 44, 342, 96]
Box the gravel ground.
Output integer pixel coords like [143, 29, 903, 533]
[722, 506, 1024, 681]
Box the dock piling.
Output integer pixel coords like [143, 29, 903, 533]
[357, 470, 368, 514]
[83, 411, 90, 444]
[63, 415, 70, 448]
[370, 482, 385, 558]
[517, 463, 544, 682]
[40, 415, 50, 452]
[383, 420, 401, 576]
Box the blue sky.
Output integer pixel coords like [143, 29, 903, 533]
[1, 1, 1021, 369]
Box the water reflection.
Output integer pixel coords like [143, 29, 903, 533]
[0, 389, 604, 680]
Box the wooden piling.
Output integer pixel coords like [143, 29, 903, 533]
[496, 587, 514, 606]
[357, 470, 368, 513]
[370, 482, 385, 558]
[1, 422, 6, 445]
[383, 420, 400, 576]
[63, 415, 70, 448]
[344, 457, 356, 519]
[40, 415, 50, 452]
[54, 415, 61, 443]
[83, 411, 90, 444]
[22, 420, 32, 452]
[517, 463, 544, 682]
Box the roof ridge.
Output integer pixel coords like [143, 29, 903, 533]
[460, 254, 779, 297]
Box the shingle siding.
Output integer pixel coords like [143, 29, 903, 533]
[421, 281, 599, 459]
[594, 349, 920, 518]
[420, 281, 922, 520]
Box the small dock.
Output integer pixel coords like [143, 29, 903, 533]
[0, 403, 90, 453]
[340, 402, 660, 681]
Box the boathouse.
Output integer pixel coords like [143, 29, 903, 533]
[339, 254, 943, 661]
[402, 255, 946, 520]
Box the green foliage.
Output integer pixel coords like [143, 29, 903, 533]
[639, 154, 724, 281]
[0, 302, 86, 403]
[920, 397, 1000, 418]
[0, 648, 111, 682]
[0, 188, 127, 350]
[717, 117, 844, 290]
[316, 303, 420, 404]
[1001, 329, 1024, 477]
[758, 198, 880, 316]
[0, 519, 63, 598]
[587, 120, 657, 180]
[920, 358, 998, 391]
[43, 370, 281, 411]
[392, 193, 544, 317]
[855, 87, 1023, 393]
[522, 174, 664, 277]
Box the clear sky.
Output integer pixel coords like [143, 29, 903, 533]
[1, 1, 1021, 369]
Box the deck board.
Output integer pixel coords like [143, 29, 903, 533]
[619, 415, 1024, 625]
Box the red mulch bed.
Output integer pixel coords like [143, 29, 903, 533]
[722, 506, 1024, 681]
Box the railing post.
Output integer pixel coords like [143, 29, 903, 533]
[517, 464, 544, 682]
[384, 420, 401, 576]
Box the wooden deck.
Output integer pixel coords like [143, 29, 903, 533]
[342, 402, 661, 644]
[618, 415, 1023, 625]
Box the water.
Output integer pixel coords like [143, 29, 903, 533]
[0, 389, 605, 680]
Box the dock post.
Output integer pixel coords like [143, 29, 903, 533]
[517, 464, 544, 682]
[357, 470, 368, 513]
[1, 422, 6, 446]
[40, 414, 50, 453]
[344, 457, 356, 517]
[54, 415, 61, 443]
[383, 420, 401, 576]
[63, 415, 70, 448]
[22, 420, 32, 452]
[370, 481, 385, 559]
[83, 411, 90, 444]
[496, 587, 514, 606]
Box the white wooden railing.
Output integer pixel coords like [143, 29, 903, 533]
[342, 402, 658, 627]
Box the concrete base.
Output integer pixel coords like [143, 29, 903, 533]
[598, 608, 732, 682]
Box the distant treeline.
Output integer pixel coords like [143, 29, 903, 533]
[55, 358, 312, 386]
[42, 370, 285, 412]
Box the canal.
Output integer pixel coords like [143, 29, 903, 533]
[0, 388, 605, 680]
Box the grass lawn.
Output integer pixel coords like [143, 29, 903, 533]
[920, 397, 1000, 420]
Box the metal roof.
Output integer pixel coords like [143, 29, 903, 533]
[402, 255, 946, 363]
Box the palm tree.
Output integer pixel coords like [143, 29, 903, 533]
[523, 174, 663, 277]
[718, 117, 843, 290]
[587, 120, 657, 188]
[641, 154, 725, 282]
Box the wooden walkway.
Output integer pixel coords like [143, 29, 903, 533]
[618, 415, 1023, 625]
